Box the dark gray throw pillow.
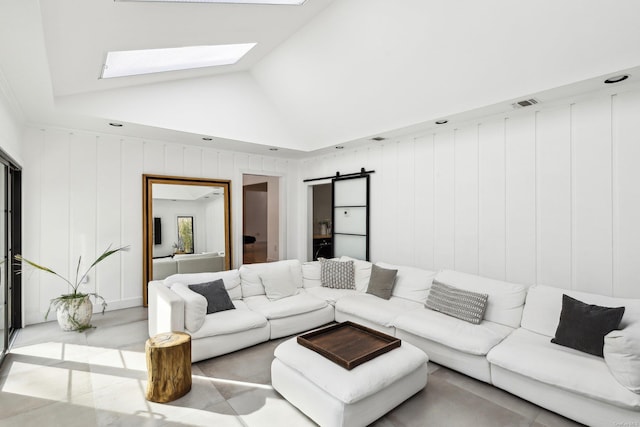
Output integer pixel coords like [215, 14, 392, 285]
[188, 279, 236, 314]
[426, 280, 488, 324]
[366, 264, 398, 300]
[551, 294, 625, 357]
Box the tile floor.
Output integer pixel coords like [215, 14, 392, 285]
[0, 307, 584, 427]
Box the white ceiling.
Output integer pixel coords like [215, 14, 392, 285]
[1, 0, 640, 156]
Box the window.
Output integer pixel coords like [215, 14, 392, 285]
[177, 216, 194, 254]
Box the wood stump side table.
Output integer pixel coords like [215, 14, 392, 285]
[145, 332, 192, 403]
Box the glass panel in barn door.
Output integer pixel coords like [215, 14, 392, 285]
[332, 175, 369, 260]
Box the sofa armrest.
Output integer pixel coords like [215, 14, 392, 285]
[148, 280, 185, 337]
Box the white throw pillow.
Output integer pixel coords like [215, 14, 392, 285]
[260, 263, 299, 301]
[171, 283, 207, 332]
[604, 324, 640, 394]
[340, 256, 372, 292]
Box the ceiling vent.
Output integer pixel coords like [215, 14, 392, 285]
[512, 98, 540, 109]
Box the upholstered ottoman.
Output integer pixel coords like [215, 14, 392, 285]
[271, 337, 428, 427]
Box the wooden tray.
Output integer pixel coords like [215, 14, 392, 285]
[297, 321, 401, 370]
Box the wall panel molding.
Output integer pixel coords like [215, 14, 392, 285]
[300, 87, 640, 298]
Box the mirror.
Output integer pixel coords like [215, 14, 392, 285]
[143, 175, 231, 306]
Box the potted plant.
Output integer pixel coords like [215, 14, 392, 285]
[16, 244, 129, 332]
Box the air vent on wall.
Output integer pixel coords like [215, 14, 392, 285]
[511, 98, 540, 109]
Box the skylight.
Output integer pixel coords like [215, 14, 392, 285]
[116, 0, 306, 4]
[100, 43, 257, 79]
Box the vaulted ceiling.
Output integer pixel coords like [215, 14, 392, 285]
[1, 0, 640, 156]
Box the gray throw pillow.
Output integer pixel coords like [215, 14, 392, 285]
[366, 264, 398, 300]
[426, 280, 488, 324]
[319, 258, 355, 289]
[188, 279, 236, 314]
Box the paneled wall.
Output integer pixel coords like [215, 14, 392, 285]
[22, 129, 296, 325]
[298, 89, 640, 299]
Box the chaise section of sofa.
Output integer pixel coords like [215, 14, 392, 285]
[487, 285, 640, 426]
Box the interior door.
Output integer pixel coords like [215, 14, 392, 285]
[332, 175, 369, 260]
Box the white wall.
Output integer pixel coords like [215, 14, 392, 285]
[0, 74, 23, 165]
[21, 128, 298, 325]
[298, 88, 640, 299]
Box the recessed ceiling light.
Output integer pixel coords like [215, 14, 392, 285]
[116, 0, 306, 3]
[335, 146, 344, 150]
[202, 137, 213, 141]
[109, 122, 123, 127]
[269, 148, 279, 151]
[101, 43, 257, 79]
[604, 74, 629, 84]
[370, 137, 386, 141]
[435, 120, 448, 125]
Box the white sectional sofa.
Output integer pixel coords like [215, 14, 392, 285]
[148, 257, 640, 426]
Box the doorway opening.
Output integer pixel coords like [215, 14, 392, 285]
[310, 183, 332, 261]
[243, 174, 280, 264]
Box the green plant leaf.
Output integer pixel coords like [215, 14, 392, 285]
[88, 245, 129, 270]
[15, 254, 74, 289]
[74, 255, 82, 290]
[77, 245, 130, 286]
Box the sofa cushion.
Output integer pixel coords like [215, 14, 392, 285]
[394, 307, 513, 355]
[335, 294, 423, 327]
[426, 280, 488, 324]
[521, 285, 640, 337]
[376, 262, 436, 304]
[188, 279, 236, 314]
[340, 256, 372, 292]
[170, 283, 207, 332]
[190, 300, 268, 340]
[302, 261, 322, 288]
[164, 270, 242, 300]
[244, 293, 328, 320]
[604, 324, 640, 394]
[260, 263, 299, 301]
[551, 294, 625, 357]
[306, 286, 359, 305]
[366, 264, 397, 300]
[433, 270, 526, 328]
[320, 258, 355, 289]
[240, 260, 303, 297]
[487, 328, 640, 410]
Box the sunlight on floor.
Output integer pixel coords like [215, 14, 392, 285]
[193, 374, 274, 390]
[0, 341, 247, 426]
[10, 342, 147, 371]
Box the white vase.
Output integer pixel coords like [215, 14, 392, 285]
[56, 295, 93, 331]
